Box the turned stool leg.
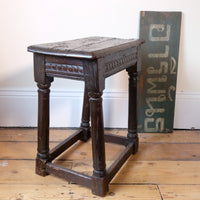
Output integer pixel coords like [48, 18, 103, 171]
[89, 92, 108, 196]
[80, 84, 90, 141]
[127, 64, 139, 154]
[36, 82, 51, 176]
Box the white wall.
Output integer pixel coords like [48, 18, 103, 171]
[0, 0, 200, 128]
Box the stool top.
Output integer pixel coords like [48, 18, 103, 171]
[28, 36, 143, 59]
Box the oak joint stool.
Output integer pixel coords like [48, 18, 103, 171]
[28, 36, 144, 196]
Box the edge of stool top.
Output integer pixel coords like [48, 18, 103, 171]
[28, 36, 144, 59]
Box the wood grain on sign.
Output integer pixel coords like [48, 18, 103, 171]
[138, 11, 182, 133]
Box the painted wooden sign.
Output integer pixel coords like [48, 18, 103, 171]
[138, 11, 182, 133]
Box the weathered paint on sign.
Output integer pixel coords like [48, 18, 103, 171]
[138, 11, 182, 133]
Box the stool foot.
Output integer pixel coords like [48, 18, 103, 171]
[132, 135, 139, 154]
[91, 176, 109, 197]
[127, 132, 139, 154]
[80, 121, 91, 142]
[36, 158, 49, 177]
[80, 125, 91, 142]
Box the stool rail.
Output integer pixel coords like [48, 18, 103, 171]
[36, 129, 135, 196]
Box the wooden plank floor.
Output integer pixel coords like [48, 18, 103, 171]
[0, 129, 200, 200]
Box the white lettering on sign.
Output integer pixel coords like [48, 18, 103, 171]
[144, 118, 165, 132]
[144, 23, 177, 132]
[149, 24, 171, 41]
[147, 61, 168, 74]
[147, 75, 167, 94]
[170, 56, 176, 74]
[145, 95, 166, 117]
[168, 85, 176, 101]
[148, 24, 170, 58]
[148, 45, 169, 58]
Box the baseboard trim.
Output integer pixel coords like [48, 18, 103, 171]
[174, 92, 200, 129]
[0, 89, 199, 129]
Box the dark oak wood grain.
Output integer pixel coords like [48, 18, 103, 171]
[28, 36, 143, 59]
[28, 36, 143, 197]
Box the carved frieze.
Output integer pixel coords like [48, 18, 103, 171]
[45, 63, 84, 77]
[105, 53, 137, 75]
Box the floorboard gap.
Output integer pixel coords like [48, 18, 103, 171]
[157, 185, 164, 200]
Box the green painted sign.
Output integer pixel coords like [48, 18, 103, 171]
[138, 11, 182, 133]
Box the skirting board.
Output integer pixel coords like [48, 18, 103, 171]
[0, 89, 199, 129]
